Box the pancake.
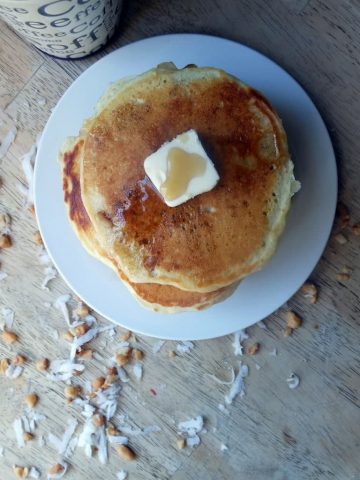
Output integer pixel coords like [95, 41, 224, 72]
[60, 137, 238, 313]
[80, 63, 298, 293]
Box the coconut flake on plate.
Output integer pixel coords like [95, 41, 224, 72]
[0, 126, 17, 161]
[48, 418, 78, 457]
[225, 363, 248, 405]
[176, 341, 194, 354]
[152, 340, 166, 353]
[38, 435, 45, 447]
[286, 373, 300, 389]
[47, 460, 68, 479]
[29, 467, 41, 479]
[116, 471, 128, 480]
[0, 307, 14, 331]
[232, 330, 249, 356]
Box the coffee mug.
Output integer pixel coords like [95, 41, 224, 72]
[0, 0, 123, 59]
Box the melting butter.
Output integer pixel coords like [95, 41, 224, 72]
[160, 147, 206, 201]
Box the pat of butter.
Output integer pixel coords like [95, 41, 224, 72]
[144, 129, 219, 207]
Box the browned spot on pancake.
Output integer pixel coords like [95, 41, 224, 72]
[62, 140, 90, 231]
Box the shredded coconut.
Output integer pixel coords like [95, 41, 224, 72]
[0, 272, 8, 281]
[118, 425, 160, 436]
[20, 133, 41, 204]
[13, 418, 25, 448]
[220, 443, 228, 452]
[218, 403, 229, 415]
[0, 126, 17, 161]
[232, 330, 249, 356]
[6, 364, 23, 379]
[176, 341, 194, 354]
[116, 471, 128, 480]
[38, 435, 45, 447]
[116, 367, 129, 383]
[42, 266, 57, 290]
[225, 363, 248, 405]
[107, 435, 128, 445]
[268, 348, 277, 356]
[0, 307, 14, 331]
[133, 363, 143, 380]
[286, 373, 300, 389]
[29, 467, 41, 479]
[178, 416, 203, 437]
[95, 382, 121, 421]
[78, 416, 108, 464]
[54, 295, 72, 326]
[47, 359, 85, 382]
[48, 418, 78, 456]
[152, 340, 165, 353]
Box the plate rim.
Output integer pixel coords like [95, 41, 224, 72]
[34, 33, 337, 340]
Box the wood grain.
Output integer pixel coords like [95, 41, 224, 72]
[1, 1, 360, 479]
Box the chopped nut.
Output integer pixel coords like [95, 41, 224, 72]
[120, 330, 131, 341]
[168, 350, 177, 358]
[12, 354, 26, 365]
[1, 330, 18, 344]
[115, 352, 131, 366]
[36, 358, 50, 371]
[336, 273, 350, 282]
[75, 303, 90, 318]
[0, 213, 11, 230]
[0, 233, 12, 248]
[105, 374, 118, 386]
[352, 224, 360, 236]
[63, 330, 74, 342]
[107, 366, 118, 375]
[283, 326, 293, 337]
[300, 282, 318, 304]
[176, 437, 186, 449]
[106, 424, 119, 436]
[73, 368, 84, 377]
[64, 385, 81, 400]
[48, 463, 64, 475]
[334, 233, 347, 245]
[115, 444, 136, 461]
[32, 231, 43, 245]
[92, 413, 105, 427]
[286, 311, 302, 329]
[28, 204, 35, 217]
[23, 432, 34, 442]
[0, 358, 10, 374]
[246, 342, 260, 355]
[92, 376, 105, 390]
[13, 466, 29, 478]
[336, 202, 350, 228]
[74, 323, 89, 337]
[25, 393, 38, 409]
[76, 348, 92, 359]
[132, 349, 144, 361]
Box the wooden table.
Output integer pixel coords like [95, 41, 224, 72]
[1, 1, 359, 479]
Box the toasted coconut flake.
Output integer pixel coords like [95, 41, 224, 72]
[176, 341, 194, 354]
[232, 330, 249, 356]
[225, 363, 248, 405]
[152, 340, 165, 353]
[0, 127, 17, 161]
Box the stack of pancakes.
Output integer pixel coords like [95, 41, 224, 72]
[60, 63, 298, 313]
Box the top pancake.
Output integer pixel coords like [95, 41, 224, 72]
[81, 63, 296, 292]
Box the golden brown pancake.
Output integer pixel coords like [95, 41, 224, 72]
[81, 64, 297, 293]
[60, 138, 238, 312]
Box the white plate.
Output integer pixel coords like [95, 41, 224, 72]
[34, 34, 337, 341]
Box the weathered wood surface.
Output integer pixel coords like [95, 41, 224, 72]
[0, 1, 360, 479]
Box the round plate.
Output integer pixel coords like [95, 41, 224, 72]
[34, 34, 337, 341]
